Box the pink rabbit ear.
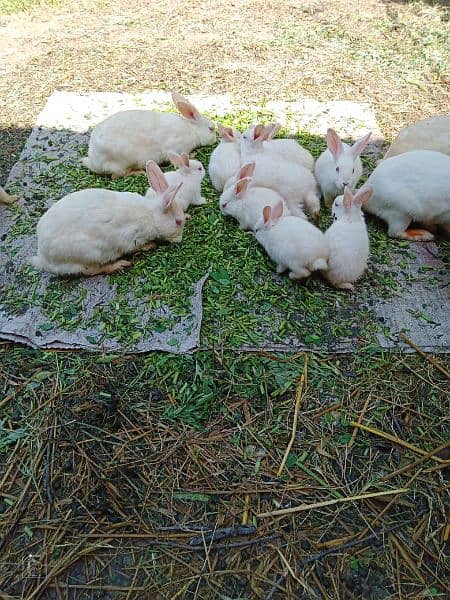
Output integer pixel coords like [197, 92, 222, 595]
[180, 153, 190, 168]
[171, 91, 201, 122]
[263, 123, 281, 141]
[235, 177, 251, 198]
[343, 187, 354, 209]
[271, 200, 284, 223]
[262, 205, 272, 224]
[146, 160, 168, 192]
[326, 128, 343, 158]
[239, 162, 256, 179]
[353, 185, 373, 205]
[352, 132, 371, 157]
[163, 182, 183, 210]
[218, 124, 235, 141]
[253, 124, 266, 141]
[166, 151, 183, 168]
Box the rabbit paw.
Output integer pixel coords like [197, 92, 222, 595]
[398, 228, 435, 242]
[289, 268, 310, 280]
[101, 259, 132, 274]
[337, 282, 355, 291]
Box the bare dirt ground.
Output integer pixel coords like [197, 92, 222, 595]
[0, 1, 449, 598]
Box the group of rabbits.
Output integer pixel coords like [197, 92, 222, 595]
[1, 92, 449, 288]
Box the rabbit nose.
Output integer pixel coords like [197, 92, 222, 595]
[342, 182, 349, 187]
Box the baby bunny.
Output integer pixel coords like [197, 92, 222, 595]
[384, 115, 450, 160]
[242, 123, 314, 172]
[254, 200, 329, 280]
[164, 151, 206, 211]
[82, 92, 216, 177]
[220, 172, 289, 231]
[238, 136, 321, 219]
[365, 150, 450, 241]
[30, 161, 186, 276]
[324, 186, 373, 291]
[208, 124, 241, 191]
[314, 128, 371, 207]
[0, 186, 16, 204]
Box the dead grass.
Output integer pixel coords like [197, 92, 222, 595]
[0, 346, 449, 598]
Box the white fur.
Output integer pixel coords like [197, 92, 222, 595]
[164, 152, 206, 211]
[82, 92, 216, 176]
[324, 186, 372, 290]
[208, 125, 241, 191]
[0, 186, 15, 204]
[220, 176, 289, 230]
[241, 124, 314, 171]
[365, 150, 450, 241]
[238, 138, 321, 219]
[384, 116, 450, 160]
[254, 201, 329, 279]
[30, 162, 186, 276]
[314, 129, 371, 207]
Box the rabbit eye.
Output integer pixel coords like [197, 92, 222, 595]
[352, 167, 355, 174]
[336, 166, 340, 173]
[209, 126, 214, 132]
[198, 166, 202, 171]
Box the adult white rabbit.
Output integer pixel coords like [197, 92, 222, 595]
[237, 139, 320, 219]
[30, 161, 186, 276]
[0, 186, 15, 204]
[314, 128, 371, 207]
[324, 186, 373, 290]
[208, 124, 241, 191]
[254, 200, 329, 279]
[220, 175, 289, 230]
[365, 150, 450, 241]
[384, 115, 450, 160]
[164, 151, 206, 211]
[242, 123, 314, 172]
[82, 92, 216, 177]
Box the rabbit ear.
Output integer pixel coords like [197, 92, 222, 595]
[326, 128, 343, 158]
[253, 124, 266, 141]
[263, 123, 281, 141]
[218, 124, 236, 141]
[235, 177, 251, 198]
[271, 200, 284, 223]
[171, 91, 201, 122]
[146, 160, 168, 192]
[162, 182, 183, 211]
[166, 151, 183, 168]
[239, 162, 256, 179]
[352, 132, 371, 157]
[343, 187, 354, 209]
[180, 153, 190, 168]
[262, 205, 272, 225]
[353, 185, 373, 206]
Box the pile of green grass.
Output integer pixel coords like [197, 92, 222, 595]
[1, 110, 417, 350]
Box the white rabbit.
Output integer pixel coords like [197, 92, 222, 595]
[314, 128, 371, 207]
[241, 123, 314, 172]
[0, 186, 16, 204]
[208, 124, 241, 191]
[30, 161, 186, 276]
[254, 200, 329, 279]
[237, 136, 321, 219]
[164, 151, 206, 211]
[82, 92, 216, 177]
[220, 174, 289, 230]
[365, 150, 450, 241]
[324, 186, 373, 290]
[384, 115, 450, 160]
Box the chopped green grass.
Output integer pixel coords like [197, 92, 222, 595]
[1, 111, 424, 350]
